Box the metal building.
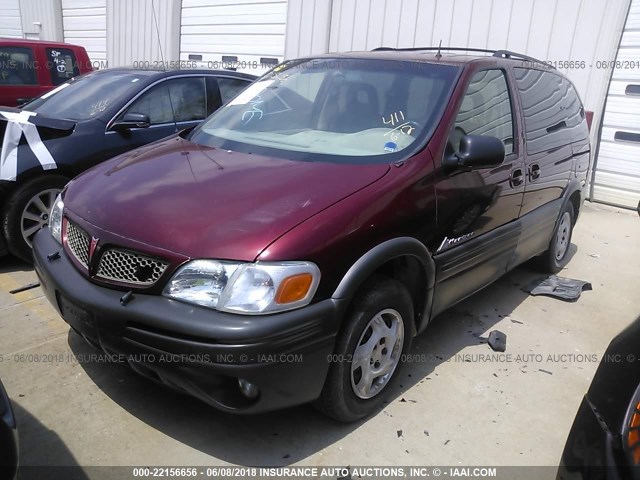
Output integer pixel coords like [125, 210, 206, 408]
[0, 0, 638, 208]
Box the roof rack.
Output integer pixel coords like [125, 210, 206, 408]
[371, 46, 554, 69]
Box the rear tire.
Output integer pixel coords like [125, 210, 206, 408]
[535, 202, 575, 274]
[315, 276, 413, 422]
[2, 175, 69, 263]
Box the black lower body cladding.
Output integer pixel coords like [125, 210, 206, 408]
[32, 228, 344, 414]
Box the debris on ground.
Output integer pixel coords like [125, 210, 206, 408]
[9, 282, 40, 294]
[523, 275, 592, 302]
[510, 318, 524, 324]
[487, 330, 507, 352]
[397, 430, 403, 438]
[539, 369, 553, 375]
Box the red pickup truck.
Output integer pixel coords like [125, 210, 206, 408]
[0, 38, 92, 107]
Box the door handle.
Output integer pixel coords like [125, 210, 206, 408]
[529, 163, 541, 180]
[510, 168, 524, 187]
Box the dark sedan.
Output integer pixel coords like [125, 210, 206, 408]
[0, 379, 18, 480]
[0, 68, 255, 261]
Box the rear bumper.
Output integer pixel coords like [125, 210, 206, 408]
[33, 228, 344, 414]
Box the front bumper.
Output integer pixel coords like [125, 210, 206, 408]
[33, 228, 344, 414]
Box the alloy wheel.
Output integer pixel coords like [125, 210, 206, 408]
[20, 188, 61, 247]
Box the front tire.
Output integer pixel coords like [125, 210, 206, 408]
[2, 175, 68, 262]
[536, 202, 575, 274]
[316, 276, 413, 422]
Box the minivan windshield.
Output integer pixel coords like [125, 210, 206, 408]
[190, 58, 460, 163]
[25, 71, 147, 121]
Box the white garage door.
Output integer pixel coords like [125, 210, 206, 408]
[180, 0, 287, 74]
[0, 0, 23, 38]
[61, 0, 107, 63]
[593, 0, 640, 209]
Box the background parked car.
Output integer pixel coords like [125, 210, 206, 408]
[0, 38, 92, 107]
[558, 315, 640, 480]
[0, 67, 255, 261]
[0, 379, 18, 480]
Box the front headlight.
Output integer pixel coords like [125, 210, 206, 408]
[163, 260, 320, 314]
[49, 194, 64, 244]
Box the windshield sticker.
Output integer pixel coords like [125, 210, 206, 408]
[229, 80, 275, 106]
[384, 141, 397, 153]
[0, 110, 57, 181]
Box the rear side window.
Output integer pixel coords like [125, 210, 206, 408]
[0, 46, 36, 86]
[451, 69, 514, 155]
[217, 77, 251, 103]
[514, 68, 588, 154]
[46, 48, 80, 86]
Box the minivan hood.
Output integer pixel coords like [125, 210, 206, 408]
[64, 136, 390, 261]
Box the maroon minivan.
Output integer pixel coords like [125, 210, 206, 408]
[33, 48, 591, 421]
[0, 38, 92, 106]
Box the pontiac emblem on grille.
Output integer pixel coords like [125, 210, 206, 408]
[88, 237, 99, 262]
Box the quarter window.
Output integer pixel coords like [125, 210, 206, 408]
[0, 47, 36, 86]
[451, 69, 514, 156]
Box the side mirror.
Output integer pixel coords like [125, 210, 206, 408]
[111, 112, 150, 131]
[444, 135, 505, 170]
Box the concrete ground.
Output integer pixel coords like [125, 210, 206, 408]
[0, 202, 638, 475]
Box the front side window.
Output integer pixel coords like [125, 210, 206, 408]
[450, 69, 514, 156]
[514, 68, 588, 154]
[189, 58, 461, 163]
[125, 77, 206, 125]
[0, 47, 36, 86]
[46, 48, 80, 85]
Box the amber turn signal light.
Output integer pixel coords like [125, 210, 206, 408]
[627, 402, 640, 465]
[275, 273, 313, 304]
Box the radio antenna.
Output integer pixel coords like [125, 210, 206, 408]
[151, 0, 179, 133]
[436, 40, 442, 60]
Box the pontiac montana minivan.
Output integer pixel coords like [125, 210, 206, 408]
[33, 48, 591, 422]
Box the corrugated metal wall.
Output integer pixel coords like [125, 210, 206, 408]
[18, 0, 63, 41]
[0, 0, 23, 38]
[107, 0, 181, 67]
[285, 0, 332, 56]
[62, 0, 107, 62]
[285, 0, 632, 200]
[179, 0, 288, 72]
[592, 0, 640, 208]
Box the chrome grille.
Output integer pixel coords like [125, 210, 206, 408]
[65, 220, 90, 268]
[96, 249, 168, 286]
